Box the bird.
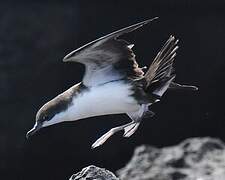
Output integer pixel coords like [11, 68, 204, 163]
[26, 17, 198, 148]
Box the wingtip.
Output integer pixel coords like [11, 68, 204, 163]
[62, 57, 68, 62]
[150, 16, 159, 21]
[138, 17, 159, 27]
[117, 17, 159, 37]
[145, 17, 159, 23]
[91, 142, 101, 149]
[169, 35, 176, 41]
[63, 50, 74, 62]
[62, 17, 159, 63]
[62, 55, 69, 62]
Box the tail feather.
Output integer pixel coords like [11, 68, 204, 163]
[169, 82, 198, 91]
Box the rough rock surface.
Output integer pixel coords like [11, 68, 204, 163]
[117, 137, 225, 180]
[69, 165, 119, 180]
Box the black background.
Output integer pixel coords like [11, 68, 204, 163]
[1, 1, 225, 179]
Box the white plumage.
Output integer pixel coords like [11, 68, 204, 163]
[44, 81, 139, 128]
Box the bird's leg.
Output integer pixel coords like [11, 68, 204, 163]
[91, 121, 135, 149]
[123, 122, 140, 138]
[92, 105, 155, 149]
[124, 104, 155, 138]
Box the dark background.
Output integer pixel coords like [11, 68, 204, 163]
[1, 0, 225, 179]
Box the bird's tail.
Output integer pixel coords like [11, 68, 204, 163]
[169, 82, 198, 91]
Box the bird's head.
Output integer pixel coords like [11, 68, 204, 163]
[26, 95, 71, 139]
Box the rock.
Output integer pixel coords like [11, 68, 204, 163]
[69, 165, 119, 180]
[117, 137, 225, 180]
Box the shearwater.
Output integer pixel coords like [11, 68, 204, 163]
[26, 18, 198, 148]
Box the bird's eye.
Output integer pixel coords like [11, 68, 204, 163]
[43, 115, 49, 120]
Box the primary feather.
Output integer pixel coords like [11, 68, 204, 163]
[63, 18, 159, 86]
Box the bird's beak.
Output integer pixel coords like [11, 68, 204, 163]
[26, 122, 42, 139]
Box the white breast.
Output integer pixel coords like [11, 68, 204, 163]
[64, 81, 140, 121]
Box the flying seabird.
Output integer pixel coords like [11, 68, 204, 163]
[26, 18, 198, 148]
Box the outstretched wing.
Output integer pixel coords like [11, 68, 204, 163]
[144, 35, 178, 86]
[63, 17, 158, 86]
[144, 36, 198, 96]
[144, 36, 178, 97]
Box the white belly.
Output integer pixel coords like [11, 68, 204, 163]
[65, 81, 140, 121]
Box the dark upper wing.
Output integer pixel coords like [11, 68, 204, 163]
[144, 35, 179, 87]
[63, 17, 158, 86]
